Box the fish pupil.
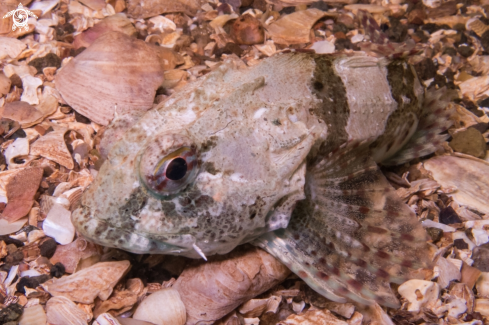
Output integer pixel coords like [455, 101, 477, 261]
[166, 158, 187, 180]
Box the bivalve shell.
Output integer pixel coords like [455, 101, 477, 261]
[55, 32, 165, 126]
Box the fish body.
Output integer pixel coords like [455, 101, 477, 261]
[73, 52, 451, 306]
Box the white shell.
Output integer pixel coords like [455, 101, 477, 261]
[133, 288, 186, 325]
[398, 280, 440, 312]
[42, 203, 75, 245]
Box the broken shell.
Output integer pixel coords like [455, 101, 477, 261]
[0, 72, 11, 96]
[476, 273, 489, 298]
[96, 313, 123, 325]
[451, 283, 475, 313]
[42, 261, 131, 303]
[466, 17, 489, 37]
[310, 40, 335, 54]
[127, 0, 200, 19]
[4, 138, 30, 169]
[0, 37, 27, 60]
[280, 308, 348, 325]
[267, 9, 332, 45]
[2, 167, 43, 223]
[42, 203, 75, 245]
[50, 237, 101, 274]
[0, 101, 44, 128]
[0, 217, 27, 235]
[424, 156, 489, 215]
[30, 129, 74, 169]
[436, 257, 462, 288]
[474, 299, 489, 317]
[55, 32, 165, 126]
[398, 280, 440, 312]
[133, 288, 186, 325]
[46, 296, 89, 325]
[73, 13, 138, 50]
[18, 304, 47, 325]
[239, 298, 271, 318]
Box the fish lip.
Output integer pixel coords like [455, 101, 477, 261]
[71, 207, 195, 255]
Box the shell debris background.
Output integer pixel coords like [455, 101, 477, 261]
[0, 0, 489, 324]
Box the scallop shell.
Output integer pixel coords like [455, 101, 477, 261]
[55, 32, 165, 126]
[18, 304, 47, 325]
[466, 17, 489, 37]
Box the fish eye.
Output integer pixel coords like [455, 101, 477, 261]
[139, 135, 199, 196]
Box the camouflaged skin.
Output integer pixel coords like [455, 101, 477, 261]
[72, 52, 450, 307]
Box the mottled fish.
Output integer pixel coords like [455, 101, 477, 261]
[72, 49, 455, 308]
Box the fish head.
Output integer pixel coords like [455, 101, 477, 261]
[72, 54, 326, 258]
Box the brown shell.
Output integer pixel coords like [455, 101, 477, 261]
[55, 32, 165, 126]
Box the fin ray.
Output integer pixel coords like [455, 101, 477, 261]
[254, 140, 431, 307]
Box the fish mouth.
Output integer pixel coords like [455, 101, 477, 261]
[71, 207, 199, 257]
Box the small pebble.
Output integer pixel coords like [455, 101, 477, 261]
[449, 128, 487, 158]
[473, 245, 489, 272]
[40, 238, 58, 258]
[28, 53, 62, 74]
[16, 274, 51, 294]
[50, 262, 66, 278]
[426, 227, 443, 242]
[454, 238, 469, 250]
[0, 303, 23, 323]
[439, 206, 462, 225]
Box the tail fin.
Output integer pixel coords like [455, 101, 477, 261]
[253, 139, 432, 307]
[381, 87, 457, 166]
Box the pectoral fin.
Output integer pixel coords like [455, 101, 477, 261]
[253, 139, 432, 307]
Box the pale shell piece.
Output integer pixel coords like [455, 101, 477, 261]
[465, 220, 489, 246]
[5, 138, 30, 169]
[422, 0, 440, 8]
[451, 283, 475, 313]
[344, 4, 388, 14]
[254, 41, 277, 57]
[475, 299, 489, 317]
[446, 297, 468, 318]
[43, 203, 75, 245]
[0, 217, 27, 235]
[398, 280, 440, 312]
[126, 0, 200, 19]
[0, 101, 44, 128]
[310, 40, 335, 54]
[280, 308, 348, 325]
[239, 298, 271, 317]
[459, 75, 489, 102]
[323, 302, 355, 319]
[476, 273, 489, 298]
[18, 304, 47, 325]
[21, 75, 43, 105]
[28, 229, 45, 243]
[161, 69, 187, 89]
[267, 9, 332, 45]
[436, 257, 461, 288]
[424, 156, 489, 215]
[55, 32, 165, 126]
[117, 318, 156, 325]
[96, 313, 122, 325]
[0, 37, 27, 60]
[348, 312, 363, 325]
[421, 219, 456, 232]
[30, 0, 60, 16]
[59, 187, 83, 211]
[46, 296, 89, 325]
[0, 72, 11, 96]
[73, 14, 138, 50]
[243, 318, 259, 325]
[209, 13, 238, 29]
[42, 261, 131, 304]
[133, 288, 186, 325]
[148, 15, 176, 32]
[79, 0, 106, 10]
[30, 129, 74, 169]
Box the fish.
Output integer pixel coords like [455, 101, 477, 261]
[72, 14, 455, 308]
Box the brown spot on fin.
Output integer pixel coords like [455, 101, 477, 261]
[254, 139, 432, 307]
